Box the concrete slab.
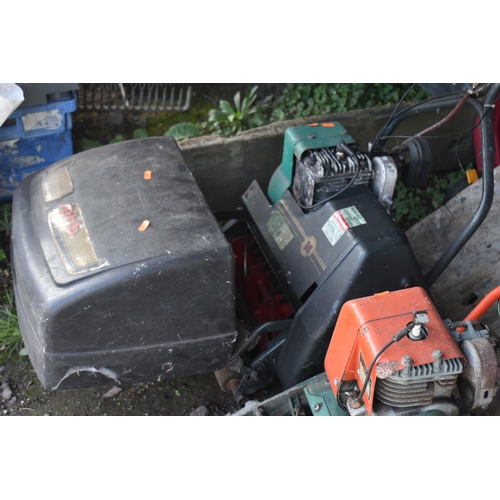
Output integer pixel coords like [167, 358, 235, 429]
[407, 167, 500, 332]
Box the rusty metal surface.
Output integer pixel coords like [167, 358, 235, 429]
[376, 361, 400, 379]
[458, 338, 498, 409]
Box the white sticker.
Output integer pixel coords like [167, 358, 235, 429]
[322, 206, 366, 246]
[21, 109, 63, 132]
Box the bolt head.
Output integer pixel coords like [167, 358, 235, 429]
[432, 350, 443, 360]
[402, 355, 412, 366]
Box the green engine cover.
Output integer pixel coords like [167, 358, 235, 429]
[267, 122, 356, 204]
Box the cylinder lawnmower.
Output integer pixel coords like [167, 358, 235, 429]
[10, 83, 500, 416]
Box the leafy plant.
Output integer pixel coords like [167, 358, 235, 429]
[0, 291, 23, 362]
[266, 83, 430, 122]
[109, 134, 125, 144]
[206, 86, 263, 136]
[75, 128, 149, 152]
[162, 86, 267, 139]
[392, 170, 466, 229]
[133, 128, 149, 139]
[164, 122, 202, 141]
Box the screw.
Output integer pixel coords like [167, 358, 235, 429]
[308, 134, 315, 139]
[313, 403, 323, 412]
[402, 355, 412, 376]
[432, 349, 443, 373]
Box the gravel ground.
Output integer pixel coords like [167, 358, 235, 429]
[0, 357, 244, 416]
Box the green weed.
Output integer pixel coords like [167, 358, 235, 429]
[266, 83, 429, 122]
[0, 291, 23, 362]
[164, 122, 202, 141]
[75, 128, 149, 152]
[0, 202, 23, 362]
[0, 203, 12, 234]
[392, 170, 466, 229]
[205, 86, 266, 136]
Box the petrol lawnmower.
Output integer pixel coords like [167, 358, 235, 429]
[10, 83, 500, 416]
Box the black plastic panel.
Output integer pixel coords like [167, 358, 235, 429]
[242, 182, 428, 389]
[11, 137, 236, 389]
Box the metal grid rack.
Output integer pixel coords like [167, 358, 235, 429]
[78, 83, 192, 112]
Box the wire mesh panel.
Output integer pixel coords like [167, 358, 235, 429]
[78, 84, 192, 112]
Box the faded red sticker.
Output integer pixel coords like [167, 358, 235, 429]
[48, 203, 108, 275]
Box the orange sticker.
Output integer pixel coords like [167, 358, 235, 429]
[138, 220, 150, 232]
[321, 123, 334, 127]
[307, 123, 319, 127]
[144, 170, 152, 180]
[466, 169, 478, 184]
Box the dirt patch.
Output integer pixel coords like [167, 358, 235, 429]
[0, 357, 244, 416]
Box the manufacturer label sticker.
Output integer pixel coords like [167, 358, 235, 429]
[266, 211, 294, 250]
[322, 206, 366, 246]
[48, 203, 108, 275]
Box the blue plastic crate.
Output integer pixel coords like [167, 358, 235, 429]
[0, 92, 77, 201]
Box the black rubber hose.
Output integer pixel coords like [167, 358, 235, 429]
[376, 95, 465, 148]
[425, 83, 500, 286]
[351, 324, 413, 404]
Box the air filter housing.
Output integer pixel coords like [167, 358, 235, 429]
[325, 287, 465, 415]
[11, 137, 236, 389]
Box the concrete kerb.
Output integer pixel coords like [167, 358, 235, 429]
[178, 104, 476, 211]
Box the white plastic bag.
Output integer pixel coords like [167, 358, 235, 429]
[0, 83, 25, 127]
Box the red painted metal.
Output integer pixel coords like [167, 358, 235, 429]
[324, 287, 464, 415]
[231, 234, 294, 351]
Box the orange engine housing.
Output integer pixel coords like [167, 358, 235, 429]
[325, 287, 464, 415]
